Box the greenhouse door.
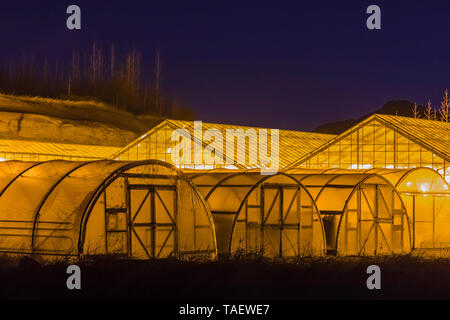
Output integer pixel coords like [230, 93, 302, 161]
[128, 184, 177, 259]
[260, 184, 306, 257]
[357, 185, 403, 255]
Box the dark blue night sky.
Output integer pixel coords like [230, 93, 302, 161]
[1, 0, 449, 130]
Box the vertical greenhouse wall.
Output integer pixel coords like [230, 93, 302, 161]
[0, 160, 217, 260]
[285, 171, 411, 255]
[188, 171, 326, 258]
[83, 162, 216, 259]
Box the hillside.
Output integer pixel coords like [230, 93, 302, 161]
[0, 94, 165, 146]
[313, 100, 426, 134]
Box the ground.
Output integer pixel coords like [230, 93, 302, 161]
[0, 254, 449, 299]
[0, 93, 164, 146]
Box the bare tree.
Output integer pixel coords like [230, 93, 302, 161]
[110, 43, 115, 78]
[439, 89, 449, 122]
[424, 100, 433, 120]
[412, 102, 420, 118]
[0, 42, 183, 118]
[89, 41, 103, 87]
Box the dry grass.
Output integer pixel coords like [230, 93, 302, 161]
[0, 254, 449, 299]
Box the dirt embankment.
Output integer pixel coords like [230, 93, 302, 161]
[0, 94, 165, 146]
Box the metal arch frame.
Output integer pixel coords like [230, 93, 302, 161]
[167, 162, 218, 257]
[285, 172, 412, 255]
[0, 160, 73, 255]
[77, 159, 218, 258]
[221, 172, 327, 257]
[283, 173, 343, 203]
[391, 167, 449, 250]
[287, 167, 450, 191]
[204, 172, 249, 201]
[394, 166, 450, 190]
[189, 168, 259, 201]
[329, 173, 412, 255]
[189, 171, 246, 200]
[282, 173, 328, 254]
[311, 174, 350, 203]
[0, 161, 49, 199]
[362, 168, 398, 175]
[30, 160, 101, 252]
[285, 168, 446, 253]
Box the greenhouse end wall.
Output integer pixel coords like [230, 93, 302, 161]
[188, 171, 327, 258]
[0, 160, 217, 260]
[284, 172, 412, 255]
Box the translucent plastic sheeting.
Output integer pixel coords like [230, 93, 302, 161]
[284, 171, 412, 255]
[188, 171, 326, 258]
[0, 160, 90, 253]
[0, 160, 216, 260]
[383, 168, 449, 249]
[286, 167, 450, 250]
[0, 160, 39, 193]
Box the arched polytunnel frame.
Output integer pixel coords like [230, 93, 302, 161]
[187, 170, 327, 258]
[366, 167, 450, 250]
[0, 160, 217, 260]
[286, 167, 450, 250]
[284, 170, 412, 256]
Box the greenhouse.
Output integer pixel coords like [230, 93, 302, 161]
[284, 170, 411, 255]
[289, 114, 450, 183]
[111, 119, 335, 169]
[187, 170, 326, 257]
[0, 138, 120, 161]
[0, 160, 216, 260]
[359, 168, 449, 249]
[285, 167, 450, 250]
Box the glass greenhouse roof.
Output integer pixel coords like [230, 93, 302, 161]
[288, 114, 450, 168]
[0, 139, 120, 160]
[377, 114, 450, 161]
[111, 119, 336, 169]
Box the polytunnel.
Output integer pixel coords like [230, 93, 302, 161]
[0, 160, 217, 260]
[186, 170, 326, 258]
[286, 168, 450, 250]
[284, 169, 412, 255]
[353, 168, 449, 250]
